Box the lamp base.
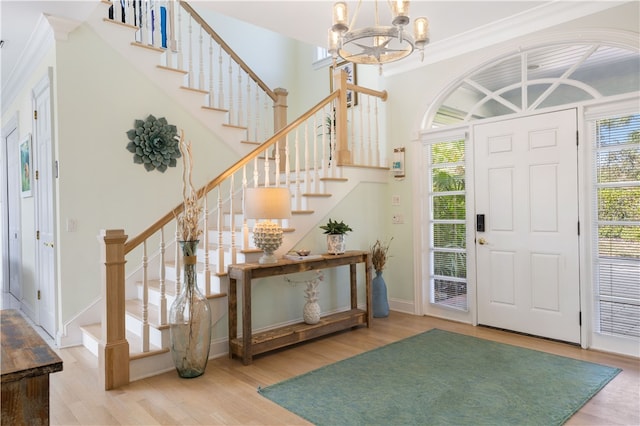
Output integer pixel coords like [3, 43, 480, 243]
[258, 253, 278, 264]
[253, 220, 284, 264]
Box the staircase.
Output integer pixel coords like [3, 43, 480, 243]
[79, 0, 389, 388]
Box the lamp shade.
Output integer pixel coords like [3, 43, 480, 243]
[244, 187, 291, 220]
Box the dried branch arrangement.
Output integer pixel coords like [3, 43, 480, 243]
[177, 130, 202, 244]
[371, 237, 393, 273]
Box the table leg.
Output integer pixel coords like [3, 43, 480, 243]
[241, 270, 252, 365]
[365, 253, 373, 327]
[228, 277, 237, 358]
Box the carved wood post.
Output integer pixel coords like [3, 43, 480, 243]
[98, 229, 130, 390]
[334, 69, 352, 165]
[274, 87, 288, 170]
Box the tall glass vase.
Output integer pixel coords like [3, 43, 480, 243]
[169, 240, 212, 378]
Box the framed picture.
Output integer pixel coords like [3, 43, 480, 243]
[330, 61, 358, 107]
[19, 134, 32, 197]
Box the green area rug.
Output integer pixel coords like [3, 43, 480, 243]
[258, 329, 621, 425]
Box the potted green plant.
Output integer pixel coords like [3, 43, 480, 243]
[320, 218, 353, 254]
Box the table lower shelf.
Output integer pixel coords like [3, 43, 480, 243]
[229, 308, 367, 360]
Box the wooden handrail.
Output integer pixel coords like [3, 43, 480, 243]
[349, 83, 388, 101]
[179, 1, 277, 102]
[124, 91, 340, 253]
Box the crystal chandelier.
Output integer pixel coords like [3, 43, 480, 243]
[328, 1, 430, 71]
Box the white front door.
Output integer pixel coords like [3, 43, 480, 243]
[474, 109, 581, 343]
[33, 71, 56, 338]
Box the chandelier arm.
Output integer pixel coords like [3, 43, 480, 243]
[350, 0, 363, 30]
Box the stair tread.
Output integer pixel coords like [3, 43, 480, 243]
[81, 322, 166, 357]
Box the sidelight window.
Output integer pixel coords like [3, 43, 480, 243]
[428, 137, 467, 310]
[591, 113, 640, 339]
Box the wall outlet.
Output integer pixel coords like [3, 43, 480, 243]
[392, 213, 404, 224]
[391, 195, 400, 206]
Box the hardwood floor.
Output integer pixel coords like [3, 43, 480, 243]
[50, 312, 639, 425]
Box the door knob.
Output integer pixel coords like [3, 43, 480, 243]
[44, 242, 54, 248]
[478, 238, 487, 245]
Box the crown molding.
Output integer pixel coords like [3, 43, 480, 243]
[383, 1, 630, 77]
[1, 13, 80, 116]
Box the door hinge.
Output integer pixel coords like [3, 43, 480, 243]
[579, 311, 582, 326]
[36, 230, 40, 240]
[577, 221, 580, 236]
[55, 161, 59, 178]
[576, 130, 579, 146]
[37, 290, 41, 300]
[35, 170, 39, 180]
[34, 110, 38, 120]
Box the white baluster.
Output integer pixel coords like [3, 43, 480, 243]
[264, 145, 270, 187]
[252, 158, 259, 189]
[322, 106, 328, 179]
[151, 1, 160, 47]
[142, 240, 149, 352]
[304, 120, 310, 197]
[208, 36, 214, 107]
[237, 65, 243, 127]
[350, 99, 356, 163]
[176, 5, 183, 70]
[139, 1, 148, 45]
[229, 174, 237, 266]
[218, 46, 224, 109]
[174, 226, 181, 296]
[167, 1, 176, 68]
[313, 113, 319, 193]
[254, 84, 260, 142]
[375, 97, 381, 166]
[158, 227, 167, 325]
[367, 95, 372, 166]
[246, 75, 252, 139]
[203, 195, 210, 296]
[359, 96, 365, 167]
[294, 130, 301, 208]
[187, 15, 193, 87]
[198, 27, 204, 90]
[274, 139, 281, 183]
[126, 0, 135, 28]
[227, 54, 234, 124]
[242, 167, 249, 250]
[217, 187, 224, 274]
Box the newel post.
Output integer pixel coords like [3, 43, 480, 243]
[333, 69, 352, 165]
[98, 229, 130, 390]
[273, 87, 289, 170]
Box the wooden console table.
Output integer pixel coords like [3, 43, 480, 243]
[1, 309, 63, 425]
[228, 250, 372, 365]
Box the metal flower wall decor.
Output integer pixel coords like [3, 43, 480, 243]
[126, 115, 180, 172]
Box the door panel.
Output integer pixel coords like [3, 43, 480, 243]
[475, 109, 580, 343]
[33, 72, 56, 338]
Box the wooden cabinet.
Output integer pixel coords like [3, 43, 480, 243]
[228, 250, 372, 365]
[1, 309, 63, 425]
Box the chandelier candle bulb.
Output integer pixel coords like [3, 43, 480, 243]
[332, 2, 349, 33]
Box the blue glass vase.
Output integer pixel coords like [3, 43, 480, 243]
[169, 240, 212, 378]
[372, 271, 389, 318]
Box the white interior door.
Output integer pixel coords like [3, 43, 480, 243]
[33, 71, 56, 338]
[474, 109, 581, 343]
[4, 125, 22, 300]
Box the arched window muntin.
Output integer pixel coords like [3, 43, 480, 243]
[422, 35, 639, 130]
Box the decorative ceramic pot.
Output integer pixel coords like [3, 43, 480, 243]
[372, 271, 389, 318]
[168, 240, 212, 378]
[327, 234, 346, 254]
[303, 300, 321, 324]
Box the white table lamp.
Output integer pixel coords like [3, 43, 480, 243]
[244, 187, 291, 264]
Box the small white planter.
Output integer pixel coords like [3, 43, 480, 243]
[327, 234, 346, 255]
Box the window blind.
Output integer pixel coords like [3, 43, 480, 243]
[427, 137, 468, 311]
[592, 114, 640, 339]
